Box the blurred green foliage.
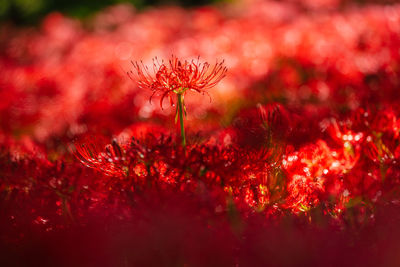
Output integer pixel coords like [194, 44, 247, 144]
[0, 0, 221, 24]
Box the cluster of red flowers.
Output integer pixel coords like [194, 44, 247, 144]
[2, 1, 400, 266]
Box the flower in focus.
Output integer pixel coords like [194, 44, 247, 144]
[129, 55, 228, 108]
[129, 55, 227, 147]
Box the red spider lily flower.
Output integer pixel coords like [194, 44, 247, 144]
[128, 55, 228, 108]
[74, 137, 128, 177]
[129, 55, 227, 147]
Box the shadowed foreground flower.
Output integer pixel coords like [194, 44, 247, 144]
[129, 55, 227, 147]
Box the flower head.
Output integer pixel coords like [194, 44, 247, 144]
[129, 55, 227, 108]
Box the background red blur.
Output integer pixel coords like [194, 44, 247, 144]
[1, 0, 400, 266]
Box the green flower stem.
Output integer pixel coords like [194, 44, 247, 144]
[177, 93, 186, 147]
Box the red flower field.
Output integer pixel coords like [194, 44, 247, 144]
[1, 0, 400, 266]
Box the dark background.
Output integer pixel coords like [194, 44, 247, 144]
[0, 0, 225, 24]
[1, 0, 398, 25]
